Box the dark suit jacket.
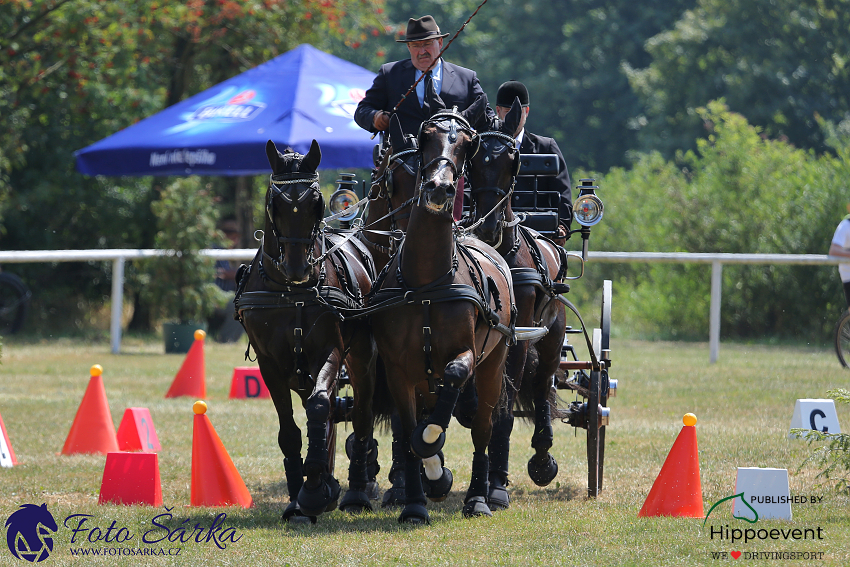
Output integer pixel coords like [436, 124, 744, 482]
[355, 58, 494, 137]
[513, 130, 573, 230]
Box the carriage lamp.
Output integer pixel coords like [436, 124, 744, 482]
[572, 179, 603, 260]
[574, 179, 604, 227]
[330, 173, 360, 224]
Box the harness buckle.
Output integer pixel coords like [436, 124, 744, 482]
[294, 327, 303, 337]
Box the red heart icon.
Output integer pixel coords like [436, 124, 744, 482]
[731, 551, 742, 559]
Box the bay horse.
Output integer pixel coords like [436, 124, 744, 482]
[466, 98, 570, 509]
[235, 140, 391, 522]
[357, 121, 421, 508]
[369, 102, 515, 523]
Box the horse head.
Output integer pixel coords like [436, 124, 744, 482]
[264, 139, 324, 284]
[467, 97, 523, 246]
[414, 90, 484, 217]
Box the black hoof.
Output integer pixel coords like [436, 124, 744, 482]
[527, 452, 559, 487]
[398, 502, 430, 525]
[281, 501, 317, 525]
[339, 489, 373, 514]
[365, 480, 381, 501]
[462, 495, 492, 518]
[488, 480, 510, 511]
[421, 464, 453, 502]
[410, 421, 445, 459]
[296, 476, 341, 517]
[381, 486, 406, 508]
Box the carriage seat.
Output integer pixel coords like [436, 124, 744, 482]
[512, 153, 560, 237]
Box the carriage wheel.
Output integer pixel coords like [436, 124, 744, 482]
[586, 367, 602, 498]
[834, 310, 850, 368]
[598, 280, 612, 491]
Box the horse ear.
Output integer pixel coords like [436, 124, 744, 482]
[301, 139, 322, 172]
[266, 140, 283, 173]
[389, 114, 405, 150]
[461, 93, 488, 129]
[500, 97, 523, 137]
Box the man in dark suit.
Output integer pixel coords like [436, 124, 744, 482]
[355, 15, 494, 138]
[496, 81, 573, 245]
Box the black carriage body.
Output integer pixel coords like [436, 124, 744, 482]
[512, 153, 562, 237]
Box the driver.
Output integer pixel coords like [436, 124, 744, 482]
[354, 15, 494, 220]
[495, 80, 573, 246]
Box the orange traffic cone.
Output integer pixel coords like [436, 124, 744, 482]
[61, 365, 119, 455]
[0, 409, 18, 467]
[190, 401, 253, 508]
[165, 330, 207, 398]
[638, 413, 704, 518]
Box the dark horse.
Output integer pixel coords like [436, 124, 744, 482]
[369, 101, 515, 523]
[235, 140, 390, 522]
[358, 121, 421, 508]
[466, 99, 570, 509]
[358, 121, 420, 271]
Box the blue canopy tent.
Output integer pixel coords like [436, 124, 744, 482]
[75, 44, 377, 175]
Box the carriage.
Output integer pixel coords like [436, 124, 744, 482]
[235, 100, 615, 524]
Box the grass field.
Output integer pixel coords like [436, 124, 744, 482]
[0, 335, 848, 566]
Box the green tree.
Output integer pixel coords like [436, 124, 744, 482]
[626, 0, 850, 159]
[579, 101, 849, 340]
[0, 0, 388, 333]
[382, 0, 696, 171]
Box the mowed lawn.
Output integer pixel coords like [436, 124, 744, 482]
[0, 335, 848, 566]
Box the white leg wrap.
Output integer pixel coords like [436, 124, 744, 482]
[422, 423, 444, 444]
[422, 455, 442, 481]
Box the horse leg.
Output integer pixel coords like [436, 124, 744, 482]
[296, 350, 342, 517]
[381, 413, 407, 508]
[339, 345, 378, 514]
[259, 356, 312, 523]
[526, 304, 565, 487]
[463, 347, 506, 518]
[488, 297, 532, 510]
[487, 387, 515, 511]
[453, 375, 478, 429]
[409, 350, 475, 459]
[384, 365, 429, 525]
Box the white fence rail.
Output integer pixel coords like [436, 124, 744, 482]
[0, 249, 845, 359]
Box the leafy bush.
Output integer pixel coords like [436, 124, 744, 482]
[141, 178, 229, 325]
[573, 100, 850, 341]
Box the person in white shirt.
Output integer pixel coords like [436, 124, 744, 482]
[829, 208, 850, 306]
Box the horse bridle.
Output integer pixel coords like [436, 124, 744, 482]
[361, 142, 419, 256]
[264, 172, 325, 276]
[465, 130, 522, 246]
[416, 109, 480, 197]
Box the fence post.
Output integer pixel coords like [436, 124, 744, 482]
[110, 257, 125, 354]
[709, 261, 722, 364]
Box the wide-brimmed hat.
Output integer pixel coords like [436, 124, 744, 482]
[496, 80, 529, 107]
[397, 15, 449, 43]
